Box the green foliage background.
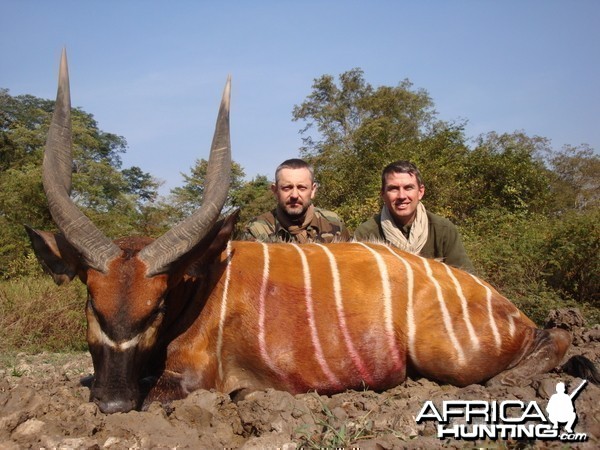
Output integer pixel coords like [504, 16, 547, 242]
[0, 69, 598, 356]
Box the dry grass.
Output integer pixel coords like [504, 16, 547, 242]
[0, 275, 88, 364]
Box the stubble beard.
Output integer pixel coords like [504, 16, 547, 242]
[283, 202, 308, 220]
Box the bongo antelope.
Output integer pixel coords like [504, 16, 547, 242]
[26, 50, 596, 414]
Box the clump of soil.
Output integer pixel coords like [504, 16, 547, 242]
[1, 309, 598, 449]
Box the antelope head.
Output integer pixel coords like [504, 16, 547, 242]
[25, 49, 232, 413]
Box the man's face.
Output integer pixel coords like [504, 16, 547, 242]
[271, 167, 316, 218]
[381, 171, 425, 226]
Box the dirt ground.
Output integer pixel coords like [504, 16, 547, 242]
[1, 309, 598, 449]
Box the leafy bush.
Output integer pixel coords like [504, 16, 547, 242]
[544, 209, 599, 306]
[463, 208, 599, 326]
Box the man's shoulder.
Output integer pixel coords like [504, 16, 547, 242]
[312, 208, 351, 241]
[425, 209, 474, 273]
[426, 210, 458, 230]
[246, 210, 276, 226]
[254, 209, 276, 222]
[243, 210, 277, 239]
[354, 214, 382, 239]
[314, 207, 344, 224]
[355, 214, 380, 229]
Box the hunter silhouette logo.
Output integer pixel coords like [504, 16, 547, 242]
[416, 379, 589, 442]
[546, 380, 587, 434]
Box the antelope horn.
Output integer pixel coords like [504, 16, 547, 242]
[43, 49, 121, 272]
[138, 76, 232, 277]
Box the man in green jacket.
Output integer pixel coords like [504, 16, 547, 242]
[242, 159, 350, 243]
[354, 160, 474, 273]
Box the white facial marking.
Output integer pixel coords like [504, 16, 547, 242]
[87, 302, 159, 352]
[99, 330, 141, 351]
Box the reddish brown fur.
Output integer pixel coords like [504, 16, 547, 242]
[146, 240, 555, 402]
[27, 221, 573, 413]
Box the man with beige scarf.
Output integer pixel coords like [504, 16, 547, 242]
[354, 160, 474, 273]
[241, 159, 350, 243]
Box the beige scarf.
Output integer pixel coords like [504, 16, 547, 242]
[276, 204, 315, 243]
[381, 202, 429, 254]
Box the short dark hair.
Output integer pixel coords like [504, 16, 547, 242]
[275, 158, 315, 184]
[381, 160, 423, 191]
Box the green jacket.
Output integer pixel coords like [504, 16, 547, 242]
[241, 207, 351, 243]
[354, 211, 475, 273]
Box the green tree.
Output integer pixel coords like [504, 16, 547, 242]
[0, 89, 158, 276]
[134, 200, 182, 238]
[292, 68, 470, 228]
[122, 166, 160, 203]
[230, 175, 276, 231]
[460, 131, 554, 217]
[170, 158, 246, 219]
[548, 144, 600, 212]
[1, 89, 53, 171]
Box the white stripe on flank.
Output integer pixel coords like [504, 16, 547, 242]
[423, 259, 466, 365]
[469, 274, 502, 349]
[507, 310, 521, 337]
[356, 243, 402, 369]
[507, 312, 516, 337]
[443, 265, 480, 350]
[292, 244, 341, 387]
[383, 246, 418, 367]
[316, 244, 372, 384]
[257, 243, 279, 373]
[216, 241, 233, 380]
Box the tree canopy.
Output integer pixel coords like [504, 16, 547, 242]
[170, 158, 246, 219]
[169, 159, 275, 234]
[0, 88, 159, 274]
[292, 68, 504, 227]
[292, 69, 597, 226]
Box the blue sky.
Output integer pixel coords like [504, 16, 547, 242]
[2, 1, 598, 195]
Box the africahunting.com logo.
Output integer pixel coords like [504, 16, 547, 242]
[415, 379, 589, 442]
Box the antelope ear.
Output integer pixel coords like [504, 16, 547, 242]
[24, 225, 82, 285]
[176, 210, 240, 279]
